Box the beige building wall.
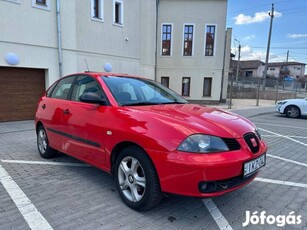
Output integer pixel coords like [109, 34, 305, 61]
[157, 0, 229, 103]
[0, 0, 59, 87]
[1, 0, 229, 103]
[0, 0, 157, 87]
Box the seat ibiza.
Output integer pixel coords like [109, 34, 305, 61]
[35, 72, 267, 211]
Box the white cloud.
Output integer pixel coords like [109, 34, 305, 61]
[242, 35, 255, 41]
[240, 45, 252, 53]
[233, 11, 282, 25]
[287, 34, 307, 38]
[232, 45, 286, 63]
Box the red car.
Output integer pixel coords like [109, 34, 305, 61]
[35, 72, 267, 211]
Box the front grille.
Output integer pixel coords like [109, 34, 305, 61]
[222, 138, 241, 151]
[244, 132, 260, 153]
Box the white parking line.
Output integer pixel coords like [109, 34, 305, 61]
[0, 164, 53, 230]
[1, 160, 91, 167]
[203, 199, 233, 230]
[262, 134, 307, 139]
[267, 154, 307, 168]
[259, 128, 307, 147]
[255, 177, 307, 188]
[256, 122, 307, 130]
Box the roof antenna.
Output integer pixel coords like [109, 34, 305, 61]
[84, 58, 90, 72]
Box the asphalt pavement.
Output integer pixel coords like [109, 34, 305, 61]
[0, 101, 306, 230]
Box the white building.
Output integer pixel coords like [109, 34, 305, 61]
[0, 0, 230, 122]
[267, 62, 306, 79]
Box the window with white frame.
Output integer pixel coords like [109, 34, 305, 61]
[32, 0, 50, 10]
[161, 24, 172, 56]
[183, 24, 194, 56]
[205, 25, 216, 56]
[113, 0, 123, 25]
[91, 0, 104, 21]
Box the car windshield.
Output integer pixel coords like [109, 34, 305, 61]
[102, 76, 188, 106]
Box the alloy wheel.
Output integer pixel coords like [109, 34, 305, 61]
[38, 129, 47, 154]
[117, 156, 146, 202]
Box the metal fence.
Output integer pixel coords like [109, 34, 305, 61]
[227, 76, 307, 101]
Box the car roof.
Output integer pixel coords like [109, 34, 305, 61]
[80, 72, 145, 80]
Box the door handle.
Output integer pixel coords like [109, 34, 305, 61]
[63, 109, 70, 115]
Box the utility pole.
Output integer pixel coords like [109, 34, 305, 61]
[235, 44, 241, 84]
[229, 39, 240, 109]
[285, 50, 289, 71]
[262, 3, 275, 91]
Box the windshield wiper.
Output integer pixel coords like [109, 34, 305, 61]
[122, 101, 187, 106]
[121, 102, 158, 106]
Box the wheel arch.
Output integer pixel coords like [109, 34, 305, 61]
[36, 121, 44, 134]
[110, 141, 153, 175]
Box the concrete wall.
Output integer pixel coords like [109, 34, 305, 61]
[0, 0, 156, 87]
[1, 0, 228, 98]
[227, 86, 297, 100]
[0, 0, 59, 87]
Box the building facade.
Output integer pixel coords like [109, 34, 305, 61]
[0, 0, 230, 122]
[267, 62, 306, 79]
[157, 0, 231, 104]
[230, 60, 265, 80]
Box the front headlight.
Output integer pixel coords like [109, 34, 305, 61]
[277, 101, 287, 105]
[177, 134, 229, 153]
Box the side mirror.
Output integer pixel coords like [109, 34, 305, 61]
[79, 92, 106, 105]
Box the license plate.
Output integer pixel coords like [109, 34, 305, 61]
[244, 154, 266, 177]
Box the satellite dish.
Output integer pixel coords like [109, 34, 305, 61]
[104, 63, 112, 72]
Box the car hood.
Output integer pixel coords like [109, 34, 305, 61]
[281, 98, 306, 103]
[124, 104, 256, 139]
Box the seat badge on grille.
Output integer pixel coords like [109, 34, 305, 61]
[250, 138, 258, 147]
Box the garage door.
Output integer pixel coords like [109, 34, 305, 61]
[0, 67, 45, 122]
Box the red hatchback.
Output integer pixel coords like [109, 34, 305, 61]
[35, 72, 267, 211]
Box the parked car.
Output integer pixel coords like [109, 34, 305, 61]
[275, 98, 307, 118]
[35, 72, 267, 211]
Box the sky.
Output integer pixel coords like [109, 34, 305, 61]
[227, 0, 307, 73]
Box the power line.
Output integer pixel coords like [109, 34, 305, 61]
[251, 47, 307, 49]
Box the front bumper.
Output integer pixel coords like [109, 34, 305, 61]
[147, 139, 268, 197]
[275, 104, 285, 114]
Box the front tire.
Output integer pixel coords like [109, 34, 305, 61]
[114, 146, 162, 211]
[37, 125, 57, 158]
[285, 105, 300, 118]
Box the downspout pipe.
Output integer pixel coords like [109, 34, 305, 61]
[154, 0, 159, 81]
[56, 0, 63, 77]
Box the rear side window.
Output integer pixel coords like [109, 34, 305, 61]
[50, 76, 75, 100]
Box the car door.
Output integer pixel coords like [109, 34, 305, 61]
[41, 76, 75, 151]
[64, 74, 108, 167]
[303, 98, 307, 115]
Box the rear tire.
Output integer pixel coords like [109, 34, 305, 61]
[285, 105, 300, 118]
[114, 146, 162, 211]
[37, 125, 57, 158]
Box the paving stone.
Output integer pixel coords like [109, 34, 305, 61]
[0, 113, 307, 229]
